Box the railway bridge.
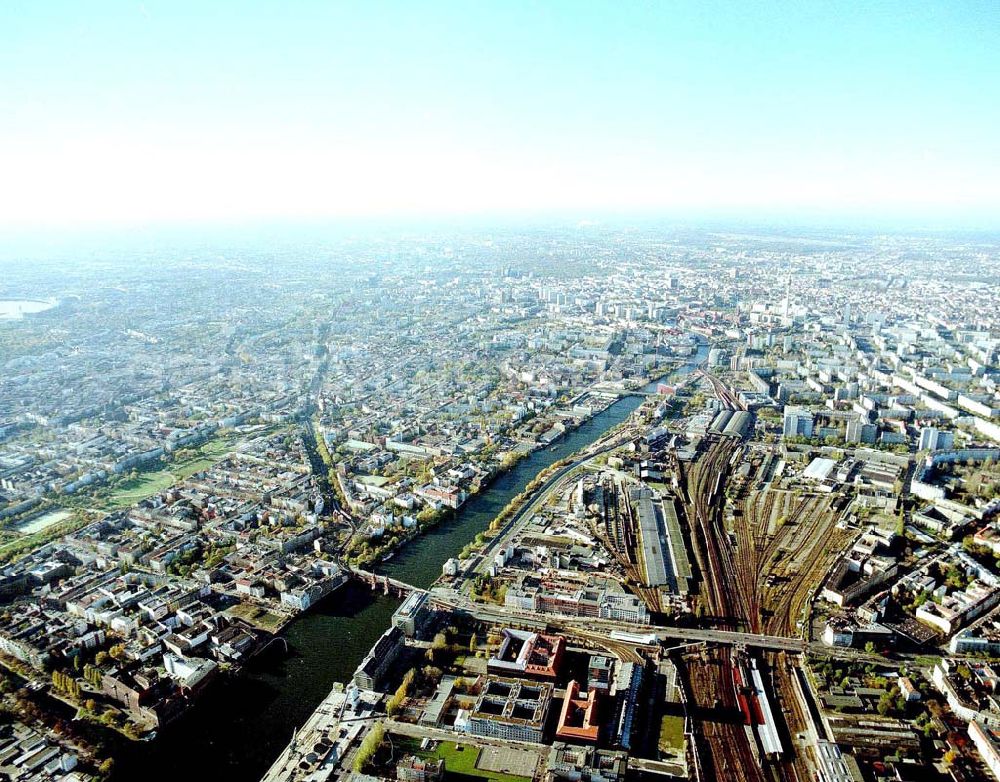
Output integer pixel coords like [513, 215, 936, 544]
[349, 567, 426, 598]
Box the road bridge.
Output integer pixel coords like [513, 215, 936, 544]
[426, 589, 809, 653]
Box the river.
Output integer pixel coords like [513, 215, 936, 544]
[112, 341, 707, 781]
[0, 298, 58, 319]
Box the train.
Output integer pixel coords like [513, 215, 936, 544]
[609, 630, 658, 646]
[732, 652, 783, 760]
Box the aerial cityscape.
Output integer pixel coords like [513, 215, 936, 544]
[2, 2, 1000, 782]
[0, 227, 998, 782]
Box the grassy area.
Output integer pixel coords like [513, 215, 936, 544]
[106, 471, 178, 508]
[356, 474, 392, 487]
[172, 438, 235, 478]
[100, 436, 238, 509]
[0, 509, 93, 564]
[398, 739, 531, 782]
[15, 508, 72, 534]
[225, 603, 287, 632]
[659, 715, 686, 753]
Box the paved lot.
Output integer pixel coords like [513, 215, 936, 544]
[476, 745, 539, 777]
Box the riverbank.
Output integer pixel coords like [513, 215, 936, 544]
[340, 389, 629, 571]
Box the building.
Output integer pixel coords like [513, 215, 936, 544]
[611, 661, 642, 750]
[488, 629, 565, 680]
[353, 626, 403, 690]
[803, 457, 837, 483]
[845, 419, 877, 444]
[397, 756, 444, 782]
[815, 740, 863, 782]
[822, 555, 898, 608]
[931, 659, 1000, 727]
[465, 677, 553, 743]
[898, 677, 920, 702]
[951, 618, 1000, 655]
[556, 680, 601, 743]
[782, 407, 814, 439]
[918, 426, 954, 452]
[504, 576, 650, 624]
[822, 619, 893, 650]
[588, 656, 614, 692]
[392, 592, 431, 638]
[969, 720, 1000, 780]
[916, 580, 1000, 636]
[547, 743, 626, 782]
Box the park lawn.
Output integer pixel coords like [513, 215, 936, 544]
[398, 739, 530, 782]
[167, 437, 237, 480]
[105, 437, 237, 508]
[107, 471, 178, 508]
[659, 715, 686, 753]
[356, 474, 392, 488]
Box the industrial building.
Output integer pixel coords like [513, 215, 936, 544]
[392, 591, 431, 638]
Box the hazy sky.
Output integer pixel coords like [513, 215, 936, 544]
[2, 0, 999, 230]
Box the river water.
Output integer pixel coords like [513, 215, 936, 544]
[0, 298, 58, 319]
[113, 342, 706, 780]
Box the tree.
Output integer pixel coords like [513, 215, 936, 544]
[353, 722, 385, 772]
[386, 690, 405, 716]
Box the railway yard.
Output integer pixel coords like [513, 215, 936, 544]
[538, 377, 855, 782]
[664, 378, 857, 782]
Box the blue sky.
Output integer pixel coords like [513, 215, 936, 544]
[1, 0, 998, 230]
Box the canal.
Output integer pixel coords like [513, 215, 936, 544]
[112, 342, 706, 781]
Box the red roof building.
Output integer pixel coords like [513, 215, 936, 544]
[556, 680, 600, 743]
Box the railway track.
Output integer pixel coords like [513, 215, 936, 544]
[676, 439, 773, 782]
[678, 439, 845, 782]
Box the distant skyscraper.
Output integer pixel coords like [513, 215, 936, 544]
[919, 426, 954, 452]
[782, 407, 813, 439]
[845, 419, 877, 444]
[708, 348, 727, 368]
